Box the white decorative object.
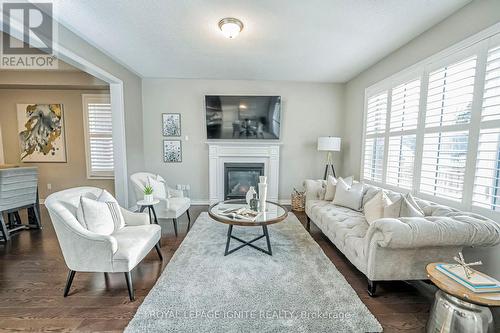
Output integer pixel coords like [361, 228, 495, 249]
[454, 251, 483, 279]
[144, 194, 154, 202]
[246, 186, 257, 205]
[207, 142, 280, 204]
[259, 176, 267, 184]
[258, 183, 267, 211]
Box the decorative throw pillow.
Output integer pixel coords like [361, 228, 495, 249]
[147, 175, 167, 199]
[363, 191, 388, 224]
[78, 197, 115, 235]
[332, 177, 364, 211]
[324, 176, 337, 201]
[400, 193, 425, 217]
[76, 189, 125, 232]
[383, 196, 402, 218]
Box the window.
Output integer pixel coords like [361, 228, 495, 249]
[473, 45, 500, 210]
[362, 27, 500, 216]
[385, 79, 421, 189]
[363, 92, 387, 182]
[82, 94, 114, 179]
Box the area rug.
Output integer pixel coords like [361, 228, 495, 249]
[125, 212, 382, 332]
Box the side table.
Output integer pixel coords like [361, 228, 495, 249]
[426, 263, 500, 333]
[137, 199, 160, 225]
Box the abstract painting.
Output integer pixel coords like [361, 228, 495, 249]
[17, 104, 67, 162]
[163, 140, 182, 163]
[162, 113, 181, 136]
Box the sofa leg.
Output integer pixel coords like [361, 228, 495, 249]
[306, 215, 311, 232]
[367, 279, 377, 297]
[125, 272, 135, 301]
[155, 243, 163, 261]
[63, 270, 76, 297]
[172, 218, 178, 237]
[186, 209, 191, 232]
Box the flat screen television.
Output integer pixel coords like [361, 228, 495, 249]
[205, 95, 281, 140]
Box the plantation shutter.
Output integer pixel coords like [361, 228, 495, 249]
[386, 79, 420, 189]
[83, 95, 114, 178]
[363, 91, 388, 182]
[473, 44, 500, 210]
[418, 55, 477, 201]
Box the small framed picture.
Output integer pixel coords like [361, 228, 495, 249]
[163, 140, 182, 163]
[162, 113, 181, 136]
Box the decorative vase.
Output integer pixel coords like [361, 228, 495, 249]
[246, 186, 257, 205]
[259, 176, 267, 184]
[249, 193, 259, 211]
[144, 194, 154, 202]
[258, 183, 267, 211]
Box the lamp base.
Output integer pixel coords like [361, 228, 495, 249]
[323, 164, 336, 180]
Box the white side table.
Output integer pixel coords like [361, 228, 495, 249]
[137, 199, 160, 225]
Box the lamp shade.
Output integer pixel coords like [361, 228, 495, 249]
[317, 137, 341, 152]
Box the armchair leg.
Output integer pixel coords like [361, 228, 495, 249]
[125, 272, 135, 301]
[63, 270, 76, 297]
[367, 279, 377, 297]
[306, 215, 311, 232]
[186, 209, 191, 232]
[0, 213, 9, 241]
[155, 243, 163, 261]
[172, 218, 178, 237]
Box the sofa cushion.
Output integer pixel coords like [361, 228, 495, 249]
[333, 178, 364, 211]
[364, 191, 393, 224]
[324, 175, 337, 201]
[147, 175, 167, 199]
[400, 194, 424, 217]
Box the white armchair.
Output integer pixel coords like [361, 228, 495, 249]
[44, 187, 162, 301]
[130, 172, 191, 236]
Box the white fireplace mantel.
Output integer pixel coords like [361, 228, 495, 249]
[207, 142, 280, 204]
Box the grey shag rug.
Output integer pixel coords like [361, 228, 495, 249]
[125, 212, 382, 333]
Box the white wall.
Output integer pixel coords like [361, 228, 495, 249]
[342, 0, 500, 283]
[142, 79, 344, 203]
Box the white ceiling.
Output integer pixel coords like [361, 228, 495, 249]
[52, 0, 470, 82]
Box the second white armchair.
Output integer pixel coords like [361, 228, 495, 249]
[130, 172, 191, 236]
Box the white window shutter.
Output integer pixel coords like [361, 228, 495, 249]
[83, 95, 114, 178]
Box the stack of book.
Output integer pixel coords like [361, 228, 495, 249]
[436, 264, 500, 293]
[218, 207, 261, 222]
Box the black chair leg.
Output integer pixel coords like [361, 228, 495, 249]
[186, 209, 191, 232]
[155, 243, 163, 261]
[306, 215, 311, 232]
[125, 272, 135, 301]
[172, 218, 178, 237]
[63, 270, 76, 297]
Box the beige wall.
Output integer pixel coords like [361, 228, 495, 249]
[341, 0, 500, 285]
[0, 89, 113, 199]
[142, 79, 345, 202]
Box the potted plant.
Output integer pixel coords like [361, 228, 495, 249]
[143, 185, 154, 202]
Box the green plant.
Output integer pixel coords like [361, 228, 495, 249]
[144, 185, 154, 195]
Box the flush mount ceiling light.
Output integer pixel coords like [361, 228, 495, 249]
[218, 17, 244, 39]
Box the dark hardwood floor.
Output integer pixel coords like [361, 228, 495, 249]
[0, 206, 432, 332]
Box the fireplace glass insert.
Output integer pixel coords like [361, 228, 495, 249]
[224, 163, 264, 200]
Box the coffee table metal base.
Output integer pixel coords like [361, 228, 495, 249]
[224, 225, 272, 256]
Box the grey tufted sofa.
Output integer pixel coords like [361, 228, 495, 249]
[303, 179, 500, 296]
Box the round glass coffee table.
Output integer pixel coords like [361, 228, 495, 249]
[208, 199, 288, 256]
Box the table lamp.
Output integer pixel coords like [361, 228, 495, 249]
[317, 136, 341, 180]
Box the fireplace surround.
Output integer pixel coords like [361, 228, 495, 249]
[207, 142, 280, 204]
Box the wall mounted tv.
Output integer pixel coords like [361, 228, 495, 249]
[205, 95, 281, 140]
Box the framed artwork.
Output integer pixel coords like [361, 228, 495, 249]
[163, 140, 182, 163]
[162, 113, 181, 136]
[16, 104, 67, 163]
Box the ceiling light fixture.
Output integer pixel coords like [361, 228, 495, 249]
[218, 17, 244, 39]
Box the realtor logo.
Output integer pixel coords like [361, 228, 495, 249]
[1, 1, 58, 69]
